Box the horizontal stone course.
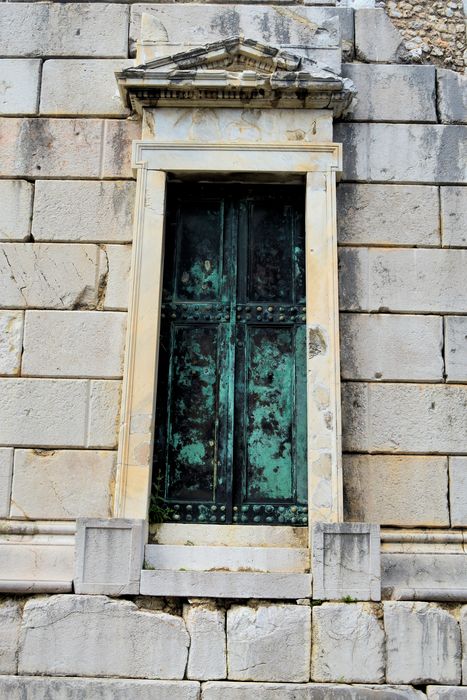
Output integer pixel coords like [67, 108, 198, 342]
[445, 316, 467, 382]
[441, 186, 467, 247]
[382, 553, 467, 598]
[0, 448, 13, 518]
[449, 457, 467, 527]
[203, 682, 425, 699]
[427, 689, 467, 699]
[0, 59, 41, 115]
[0, 180, 33, 241]
[437, 69, 467, 124]
[0, 310, 24, 376]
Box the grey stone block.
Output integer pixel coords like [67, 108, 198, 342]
[355, 9, 407, 62]
[75, 518, 146, 595]
[449, 457, 467, 527]
[184, 605, 226, 680]
[445, 316, 467, 382]
[427, 689, 467, 700]
[0, 677, 200, 699]
[385, 601, 461, 684]
[0, 180, 33, 241]
[312, 523, 381, 601]
[337, 183, 440, 247]
[343, 64, 436, 122]
[437, 69, 467, 124]
[203, 682, 425, 699]
[441, 186, 467, 247]
[0, 600, 21, 674]
[0, 448, 13, 518]
[382, 553, 467, 600]
[0, 59, 41, 115]
[335, 123, 467, 184]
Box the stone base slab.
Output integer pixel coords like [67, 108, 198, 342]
[203, 682, 425, 698]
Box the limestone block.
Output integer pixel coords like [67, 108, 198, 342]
[87, 380, 121, 448]
[312, 523, 381, 601]
[0, 600, 21, 674]
[75, 519, 146, 595]
[446, 317, 467, 382]
[32, 180, 136, 243]
[339, 248, 467, 314]
[41, 60, 132, 117]
[10, 450, 115, 520]
[0, 3, 128, 57]
[22, 311, 127, 378]
[0, 243, 107, 309]
[337, 183, 440, 247]
[227, 604, 311, 682]
[184, 605, 226, 680]
[427, 690, 467, 700]
[449, 457, 467, 527]
[310, 603, 384, 683]
[101, 119, 142, 178]
[343, 64, 436, 122]
[203, 682, 426, 699]
[342, 383, 467, 454]
[385, 602, 461, 684]
[0, 678, 200, 700]
[355, 9, 406, 62]
[0, 538, 74, 585]
[104, 244, 132, 310]
[382, 553, 467, 599]
[334, 123, 466, 184]
[343, 455, 449, 527]
[18, 595, 189, 679]
[441, 186, 467, 247]
[437, 69, 467, 124]
[340, 313, 443, 382]
[0, 448, 13, 518]
[0, 311, 24, 375]
[0, 59, 41, 115]
[0, 180, 33, 241]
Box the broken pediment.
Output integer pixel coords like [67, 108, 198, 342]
[116, 37, 355, 117]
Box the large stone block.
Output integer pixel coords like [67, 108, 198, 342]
[310, 603, 384, 683]
[334, 123, 466, 184]
[0, 59, 41, 115]
[449, 457, 467, 527]
[355, 9, 406, 62]
[343, 455, 449, 527]
[337, 183, 440, 247]
[445, 316, 467, 382]
[0, 3, 129, 57]
[0, 448, 13, 518]
[203, 682, 425, 699]
[441, 186, 467, 247]
[87, 379, 121, 448]
[437, 69, 467, 124]
[10, 450, 115, 520]
[382, 553, 467, 599]
[0, 243, 106, 310]
[339, 248, 467, 314]
[32, 180, 135, 243]
[104, 244, 132, 310]
[0, 180, 33, 241]
[0, 539, 74, 586]
[101, 119, 141, 178]
[340, 313, 443, 382]
[0, 600, 21, 674]
[227, 605, 311, 682]
[342, 383, 467, 454]
[22, 311, 126, 378]
[427, 690, 467, 700]
[41, 59, 132, 117]
[343, 64, 436, 122]
[0, 310, 23, 376]
[385, 602, 461, 684]
[184, 604, 226, 680]
[18, 595, 189, 679]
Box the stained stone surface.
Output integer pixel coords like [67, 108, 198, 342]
[437, 69, 467, 124]
[0, 180, 33, 241]
[445, 317, 467, 382]
[382, 553, 467, 598]
[0, 600, 21, 674]
[355, 9, 407, 62]
[0, 311, 24, 376]
[441, 186, 467, 247]
[203, 682, 426, 699]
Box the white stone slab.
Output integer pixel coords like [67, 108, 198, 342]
[445, 316, 467, 382]
[203, 682, 425, 699]
[449, 458, 467, 527]
[441, 186, 467, 247]
[0, 59, 41, 115]
[87, 379, 121, 448]
[0, 601, 21, 674]
[10, 450, 115, 520]
[355, 9, 406, 62]
[184, 605, 226, 680]
[0, 538, 74, 583]
[0, 311, 23, 376]
[0, 448, 13, 518]
[19, 595, 189, 679]
[0, 180, 33, 241]
[104, 244, 132, 310]
[22, 311, 127, 378]
[437, 69, 467, 124]
[227, 604, 310, 682]
[381, 553, 467, 600]
[151, 523, 308, 548]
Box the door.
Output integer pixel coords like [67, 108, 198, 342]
[153, 183, 307, 525]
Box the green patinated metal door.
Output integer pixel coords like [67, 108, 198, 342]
[153, 183, 307, 525]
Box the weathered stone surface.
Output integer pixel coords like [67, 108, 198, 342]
[0, 678, 200, 700]
[0, 3, 129, 57]
[334, 123, 466, 184]
[19, 595, 189, 679]
[22, 311, 126, 378]
[10, 450, 115, 520]
[445, 316, 467, 382]
[460, 607, 467, 684]
[0, 310, 24, 375]
[337, 183, 440, 247]
[449, 457, 467, 527]
[385, 602, 461, 684]
[0, 59, 41, 115]
[104, 244, 132, 310]
[355, 9, 407, 62]
[0, 539, 74, 586]
[437, 69, 467, 124]
[0, 600, 21, 674]
[0, 243, 107, 310]
[311, 603, 384, 683]
[441, 186, 467, 247]
[184, 605, 226, 680]
[339, 248, 467, 314]
[340, 313, 443, 381]
[87, 380, 121, 448]
[343, 455, 449, 527]
[427, 689, 467, 700]
[101, 120, 142, 178]
[382, 553, 467, 599]
[203, 682, 425, 699]
[227, 605, 311, 682]
[342, 383, 467, 454]
[0, 448, 13, 517]
[41, 60, 132, 117]
[343, 64, 436, 122]
[32, 180, 135, 243]
[0, 180, 33, 241]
